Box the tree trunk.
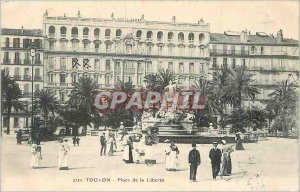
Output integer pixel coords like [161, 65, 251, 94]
[6, 108, 11, 134]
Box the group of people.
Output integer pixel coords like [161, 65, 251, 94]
[30, 137, 71, 170]
[99, 131, 117, 156]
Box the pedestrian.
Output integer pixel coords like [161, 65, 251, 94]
[16, 129, 22, 145]
[123, 135, 134, 163]
[72, 136, 77, 147]
[108, 133, 115, 156]
[220, 140, 234, 176]
[58, 138, 70, 170]
[76, 136, 80, 146]
[188, 143, 201, 182]
[165, 141, 180, 171]
[235, 132, 244, 150]
[30, 143, 41, 168]
[100, 133, 107, 156]
[209, 141, 222, 180]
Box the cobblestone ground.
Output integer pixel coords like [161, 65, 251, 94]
[1, 135, 299, 191]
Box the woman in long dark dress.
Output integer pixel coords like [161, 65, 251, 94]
[123, 135, 134, 163]
[235, 132, 244, 150]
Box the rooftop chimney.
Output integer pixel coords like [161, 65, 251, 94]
[141, 14, 145, 21]
[172, 16, 176, 22]
[21, 26, 24, 33]
[43, 10, 48, 17]
[111, 12, 115, 20]
[77, 11, 81, 18]
[240, 30, 249, 42]
[276, 29, 283, 42]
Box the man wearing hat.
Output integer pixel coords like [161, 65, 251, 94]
[209, 141, 222, 180]
[188, 143, 201, 182]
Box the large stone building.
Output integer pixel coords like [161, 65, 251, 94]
[1, 27, 44, 131]
[209, 30, 299, 108]
[43, 11, 210, 102]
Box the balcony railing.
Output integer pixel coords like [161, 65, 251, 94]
[24, 59, 31, 64]
[94, 35, 100, 39]
[13, 75, 21, 80]
[71, 34, 78, 38]
[2, 59, 11, 64]
[210, 49, 249, 56]
[189, 40, 194, 44]
[146, 38, 153, 41]
[34, 76, 42, 81]
[83, 35, 89, 39]
[105, 36, 111, 40]
[14, 59, 21, 64]
[23, 75, 31, 80]
[48, 33, 55, 38]
[60, 34, 67, 38]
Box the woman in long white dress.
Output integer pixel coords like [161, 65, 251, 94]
[165, 142, 179, 171]
[58, 138, 70, 170]
[30, 144, 41, 168]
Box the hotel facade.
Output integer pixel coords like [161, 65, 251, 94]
[1, 11, 299, 131]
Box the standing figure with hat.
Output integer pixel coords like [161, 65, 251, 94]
[188, 143, 201, 182]
[58, 138, 71, 170]
[165, 141, 180, 171]
[30, 143, 42, 168]
[220, 140, 234, 176]
[209, 141, 222, 180]
[235, 132, 244, 150]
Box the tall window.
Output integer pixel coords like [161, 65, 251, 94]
[23, 39, 31, 48]
[231, 45, 235, 54]
[178, 32, 184, 43]
[14, 52, 20, 64]
[179, 63, 184, 74]
[146, 62, 152, 73]
[49, 26, 55, 36]
[105, 29, 111, 39]
[136, 30, 142, 40]
[147, 31, 153, 41]
[13, 38, 20, 48]
[49, 41, 55, 50]
[241, 46, 245, 55]
[199, 33, 205, 44]
[94, 59, 100, 70]
[60, 26, 67, 37]
[212, 58, 217, 69]
[147, 45, 152, 54]
[157, 31, 163, 41]
[61, 41, 67, 50]
[95, 42, 100, 52]
[72, 41, 79, 51]
[168, 62, 173, 71]
[168, 32, 174, 41]
[105, 60, 111, 71]
[106, 43, 112, 52]
[232, 58, 236, 69]
[223, 58, 228, 68]
[60, 58, 66, 70]
[48, 73, 54, 83]
[72, 73, 77, 83]
[158, 45, 163, 54]
[189, 63, 194, 74]
[60, 74, 66, 83]
[94, 28, 100, 38]
[242, 58, 246, 67]
[212, 45, 217, 54]
[71, 27, 78, 38]
[5, 37, 9, 47]
[83, 41, 90, 51]
[35, 68, 40, 78]
[223, 45, 227, 54]
[4, 52, 9, 62]
[116, 29, 122, 39]
[188, 33, 194, 43]
[83, 27, 89, 37]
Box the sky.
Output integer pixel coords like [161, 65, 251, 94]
[1, 1, 299, 39]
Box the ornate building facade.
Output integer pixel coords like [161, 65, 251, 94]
[43, 11, 211, 102]
[1, 28, 44, 130]
[209, 30, 299, 108]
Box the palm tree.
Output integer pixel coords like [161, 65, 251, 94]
[193, 77, 222, 124]
[223, 65, 260, 109]
[1, 72, 24, 134]
[68, 76, 98, 112]
[144, 69, 177, 92]
[34, 89, 60, 130]
[67, 76, 98, 133]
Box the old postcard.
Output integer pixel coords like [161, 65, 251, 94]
[0, 1, 299, 191]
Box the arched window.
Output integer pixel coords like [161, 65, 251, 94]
[199, 33, 205, 44]
[48, 26, 55, 36]
[188, 33, 194, 43]
[157, 31, 163, 41]
[105, 29, 111, 39]
[94, 28, 100, 38]
[60, 26, 67, 36]
[168, 32, 174, 41]
[116, 29, 122, 39]
[136, 30, 142, 39]
[178, 32, 184, 42]
[83, 27, 89, 36]
[147, 31, 153, 40]
[71, 27, 78, 37]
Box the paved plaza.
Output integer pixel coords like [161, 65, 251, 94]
[1, 136, 299, 191]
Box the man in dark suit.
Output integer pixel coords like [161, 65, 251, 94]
[209, 141, 222, 180]
[100, 133, 107, 156]
[188, 143, 201, 182]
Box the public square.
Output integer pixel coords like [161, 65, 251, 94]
[1, 136, 298, 191]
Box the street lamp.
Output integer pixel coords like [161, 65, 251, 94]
[30, 47, 36, 138]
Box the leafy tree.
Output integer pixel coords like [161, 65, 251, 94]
[1, 72, 24, 134]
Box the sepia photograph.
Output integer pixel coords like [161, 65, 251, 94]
[0, 1, 299, 191]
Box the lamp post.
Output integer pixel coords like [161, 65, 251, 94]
[30, 47, 36, 136]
